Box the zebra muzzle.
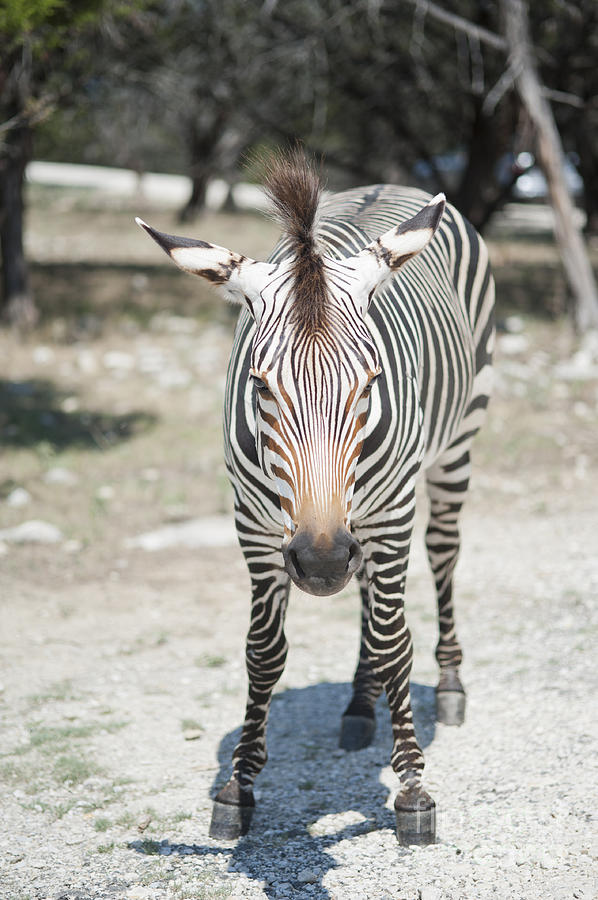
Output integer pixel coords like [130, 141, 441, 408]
[283, 527, 362, 596]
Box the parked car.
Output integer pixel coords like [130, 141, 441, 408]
[509, 152, 583, 200]
[413, 150, 583, 200]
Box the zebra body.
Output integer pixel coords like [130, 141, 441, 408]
[137, 155, 494, 844]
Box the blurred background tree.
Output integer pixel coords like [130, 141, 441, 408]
[3, 0, 598, 329]
[531, 0, 598, 235]
[0, 0, 144, 327]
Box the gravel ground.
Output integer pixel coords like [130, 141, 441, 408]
[1, 201, 597, 898]
[1, 490, 597, 900]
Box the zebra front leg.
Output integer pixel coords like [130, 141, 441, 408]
[425, 458, 470, 726]
[210, 559, 290, 839]
[366, 581, 436, 845]
[339, 566, 383, 750]
[358, 510, 436, 845]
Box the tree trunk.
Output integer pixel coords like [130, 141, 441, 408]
[576, 116, 598, 236]
[501, 0, 598, 331]
[178, 171, 210, 223]
[455, 96, 518, 233]
[0, 124, 37, 328]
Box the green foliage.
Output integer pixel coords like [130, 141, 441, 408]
[97, 841, 115, 853]
[0, 0, 65, 37]
[0, 0, 107, 50]
[52, 753, 100, 785]
[195, 653, 226, 668]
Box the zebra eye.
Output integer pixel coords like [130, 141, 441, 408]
[362, 372, 381, 397]
[250, 374, 273, 396]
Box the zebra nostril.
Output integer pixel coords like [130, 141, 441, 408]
[346, 538, 362, 573]
[289, 548, 305, 580]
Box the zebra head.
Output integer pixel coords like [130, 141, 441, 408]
[136, 156, 444, 596]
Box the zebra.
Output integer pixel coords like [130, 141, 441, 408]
[136, 149, 494, 845]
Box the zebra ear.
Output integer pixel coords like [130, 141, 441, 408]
[350, 194, 446, 309]
[135, 218, 272, 313]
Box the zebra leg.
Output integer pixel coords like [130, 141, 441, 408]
[356, 501, 436, 845]
[425, 454, 471, 726]
[339, 567, 383, 750]
[210, 544, 290, 840]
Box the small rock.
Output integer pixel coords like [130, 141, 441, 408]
[43, 467, 78, 486]
[164, 503, 190, 522]
[140, 467, 160, 482]
[125, 516, 236, 551]
[274, 884, 292, 898]
[126, 889, 153, 900]
[155, 368, 192, 389]
[96, 485, 115, 501]
[182, 728, 203, 741]
[504, 315, 524, 333]
[61, 396, 79, 413]
[137, 347, 169, 374]
[77, 349, 98, 373]
[63, 539, 83, 554]
[6, 488, 31, 508]
[32, 345, 55, 365]
[420, 888, 442, 900]
[498, 333, 529, 355]
[573, 401, 591, 419]
[131, 273, 149, 291]
[103, 350, 135, 371]
[0, 520, 63, 544]
[554, 348, 598, 381]
[162, 314, 196, 334]
[137, 815, 152, 833]
[297, 868, 318, 884]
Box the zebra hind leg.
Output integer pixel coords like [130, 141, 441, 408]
[339, 567, 383, 750]
[425, 457, 470, 726]
[210, 553, 290, 840]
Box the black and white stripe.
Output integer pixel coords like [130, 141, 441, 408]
[138, 164, 494, 841]
[220, 183, 493, 796]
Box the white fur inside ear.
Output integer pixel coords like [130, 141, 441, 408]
[382, 225, 435, 257]
[170, 245, 236, 275]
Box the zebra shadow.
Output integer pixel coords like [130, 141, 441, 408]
[212, 680, 436, 899]
[129, 681, 435, 897]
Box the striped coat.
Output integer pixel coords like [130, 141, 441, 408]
[137, 154, 494, 845]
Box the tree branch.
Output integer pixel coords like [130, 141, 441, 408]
[401, 0, 507, 51]
[500, 0, 598, 332]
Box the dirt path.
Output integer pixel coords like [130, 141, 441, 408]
[1, 473, 597, 899]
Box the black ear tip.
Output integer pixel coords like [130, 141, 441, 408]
[134, 218, 179, 254]
[396, 194, 446, 236]
[429, 193, 446, 222]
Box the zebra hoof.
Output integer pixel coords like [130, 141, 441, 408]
[436, 690, 466, 726]
[394, 785, 436, 846]
[339, 714, 376, 751]
[209, 779, 254, 840]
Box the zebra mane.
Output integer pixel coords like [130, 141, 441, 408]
[263, 148, 328, 332]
